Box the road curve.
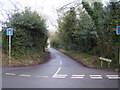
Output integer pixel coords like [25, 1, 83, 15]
[2, 48, 119, 88]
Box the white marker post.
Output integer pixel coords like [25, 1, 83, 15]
[99, 57, 112, 68]
[6, 28, 13, 66]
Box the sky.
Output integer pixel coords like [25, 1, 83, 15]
[17, 0, 76, 32]
[0, 0, 113, 32]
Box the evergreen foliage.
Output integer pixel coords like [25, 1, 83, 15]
[2, 8, 48, 58]
[50, 1, 120, 68]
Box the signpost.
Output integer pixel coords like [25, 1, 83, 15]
[99, 57, 112, 68]
[116, 26, 120, 65]
[6, 28, 13, 66]
[116, 26, 120, 35]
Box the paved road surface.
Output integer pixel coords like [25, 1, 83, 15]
[2, 48, 119, 88]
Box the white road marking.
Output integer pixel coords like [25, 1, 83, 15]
[108, 77, 120, 79]
[107, 75, 120, 79]
[53, 74, 67, 78]
[71, 77, 84, 78]
[5, 72, 119, 80]
[90, 75, 102, 79]
[19, 74, 31, 77]
[52, 67, 61, 77]
[106, 75, 119, 77]
[54, 77, 66, 78]
[72, 75, 85, 77]
[90, 77, 103, 79]
[5, 73, 16, 76]
[60, 60, 62, 65]
[56, 74, 68, 76]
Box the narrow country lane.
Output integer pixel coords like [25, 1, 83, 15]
[2, 48, 119, 88]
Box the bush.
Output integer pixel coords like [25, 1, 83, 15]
[2, 8, 48, 59]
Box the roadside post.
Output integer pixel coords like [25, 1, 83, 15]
[116, 26, 120, 35]
[6, 28, 13, 66]
[99, 57, 112, 69]
[116, 26, 120, 65]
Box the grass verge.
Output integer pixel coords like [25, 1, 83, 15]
[58, 49, 119, 72]
[2, 50, 50, 67]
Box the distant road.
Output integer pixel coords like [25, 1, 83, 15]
[2, 48, 119, 88]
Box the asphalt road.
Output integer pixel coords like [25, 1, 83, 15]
[2, 48, 119, 88]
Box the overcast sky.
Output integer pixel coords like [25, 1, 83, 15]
[0, 0, 111, 32]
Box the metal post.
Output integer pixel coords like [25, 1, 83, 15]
[101, 60, 103, 68]
[118, 42, 120, 65]
[108, 62, 110, 69]
[9, 35, 11, 66]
